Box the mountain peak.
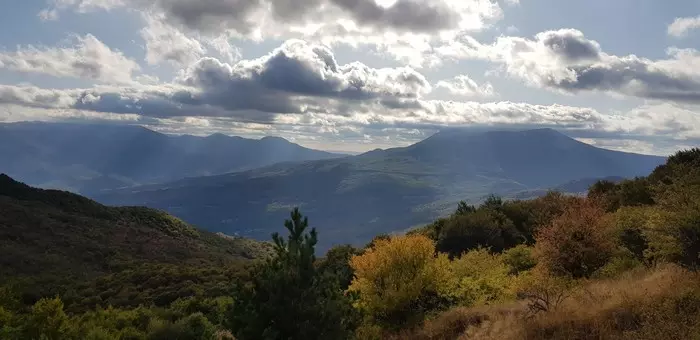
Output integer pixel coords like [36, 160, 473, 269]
[417, 127, 574, 148]
[261, 136, 290, 143]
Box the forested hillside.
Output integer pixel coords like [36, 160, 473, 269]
[1, 148, 698, 340]
[0, 174, 272, 311]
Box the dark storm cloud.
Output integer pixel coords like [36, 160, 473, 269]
[328, 0, 459, 32]
[157, 0, 263, 34]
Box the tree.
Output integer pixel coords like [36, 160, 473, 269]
[455, 201, 476, 215]
[479, 195, 504, 211]
[437, 209, 522, 257]
[449, 248, 514, 307]
[226, 208, 356, 340]
[534, 199, 615, 278]
[317, 244, 362, 290]
[348, 234, 452, 329]
[25, 297, 74, 340]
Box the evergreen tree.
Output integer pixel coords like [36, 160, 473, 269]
[226, 208, 356, 340]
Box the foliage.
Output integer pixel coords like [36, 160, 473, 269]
[455, 201, 476, 215]
[513, 268, 576, 315]
[226, 208, 356, 340]
[588, 178, 655, 211]
[404, 265, 700, 340]
[0, 175, 272, 311]
[316, 244, 363, 290]
[420, 192, 577, 258]
[502, 245, 537, 275]
[534, 199, 615, 278]
[348, 234, 452, 329]
[448, 248, 515, 307]
[437, 209, 521, 257]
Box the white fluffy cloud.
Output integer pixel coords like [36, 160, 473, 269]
[0, 34, 140, 84]
[173, 39, 431, 115]
[668, 15, 700, 38]
[43, 0, 508, 67]
[436, 75, 496, 97]
[141, 15, 206, 67]
[439, 29, 700, 103]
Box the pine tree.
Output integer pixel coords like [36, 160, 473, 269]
[226, 208, 356, 340]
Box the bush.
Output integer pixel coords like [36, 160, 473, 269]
[502, 245, 537, 275]
[448, 248, 514, 307]
[348, 234, 452, 329]
[25, 297, 74, 340]
[534, 199, 615, 278]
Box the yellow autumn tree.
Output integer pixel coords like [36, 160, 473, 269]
[348, 234, 452, 328]
[449, 247, 515, 306]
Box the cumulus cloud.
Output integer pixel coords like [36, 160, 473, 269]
[668, 15, 700, 38]
[43, 0, 505, 67]
[174, 39, 431, 114]
[0, 85, 81, 109]
[0, 39, 431, 122]
[441, 29, 700, 103]
[141, 15, 206, 66]
[436, 75, 496, 97]
[0, 34, 140, 84]
[0, 34, 140, 83]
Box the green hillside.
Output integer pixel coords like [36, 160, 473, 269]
[0, 174, 273, 312]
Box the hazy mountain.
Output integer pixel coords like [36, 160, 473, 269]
[0, 122, 343, 193]
[94, 128, 666, 250]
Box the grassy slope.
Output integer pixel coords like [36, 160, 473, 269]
[401, 265, 700, 340]
[0, 174, 273, 311]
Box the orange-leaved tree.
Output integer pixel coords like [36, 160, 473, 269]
[534, 199, 615, 278]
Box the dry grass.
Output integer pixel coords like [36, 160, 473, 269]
[394, 264, 700, 340]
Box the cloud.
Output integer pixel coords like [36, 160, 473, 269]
[0, 34, 140, 84]
[46, 0, 503, 35]
[44, 0, 505, 67]
[0, 39, 430, 121]
[174, 39, 431, 114]
[668, 15, 700, 38]
[3, 80, 700, 155]
[441, 29, 700, 103]
[0, 85, 81, 109]
[141, 15, 206, 67]
[436, 75, 496, 97]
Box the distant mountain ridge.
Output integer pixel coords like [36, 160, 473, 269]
[95, 128, 666, 251]
[0, 122, 343, 193]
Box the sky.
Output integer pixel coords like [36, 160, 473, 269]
[1, 0, 700, 155]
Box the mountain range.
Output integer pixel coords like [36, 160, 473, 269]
[0, 122, 341, 193]
[93, 128, 666, 250]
